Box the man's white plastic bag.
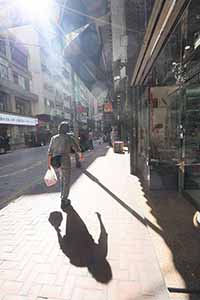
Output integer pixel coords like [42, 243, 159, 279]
[44, 167, 57, 187]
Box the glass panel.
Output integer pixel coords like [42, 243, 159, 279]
[149, 87, 180, 190]
[146, 18, 183, 190]
[184, 84, 200, 189]
[147, 0, 200, 192]
[182, 0, 200, 190]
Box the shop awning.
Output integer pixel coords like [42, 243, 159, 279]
[59, 0, 109, 33]
[131, 0, 191, 86]
[60, 0, 111, 98]
[64, 23, 108, 95]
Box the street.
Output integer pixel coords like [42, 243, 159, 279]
[0, 145, 96, 209]
[0, 145, 200, 300]
[0, 146, 48, 208]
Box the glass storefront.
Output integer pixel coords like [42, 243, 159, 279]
[142, 0, 200, 200]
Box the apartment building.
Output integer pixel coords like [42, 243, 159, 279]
[10, 25, 72, 136]
[0, 31, 38, 149]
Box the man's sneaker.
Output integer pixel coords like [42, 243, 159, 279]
[61, 199, 71, 211]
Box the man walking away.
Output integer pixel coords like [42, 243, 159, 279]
[47, 122, 81, 210]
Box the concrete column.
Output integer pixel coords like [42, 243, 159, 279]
[10, 94, 16, 113]
[5, 32, 13, 82]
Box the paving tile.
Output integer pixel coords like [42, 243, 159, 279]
[38, 284, 62, 298]
[108, 280, 142, 300]
[0, 270, 21, 280]
[2, 296, 28, 300]
[28, 283, 43, 297]
[55, 267, 70, 286]
[0, 147, 170, 300]
[33, 273, 57, 285]
[1, 280, 22, 294]
[59, 275, 76, 299]
[70, 287, 107, 300]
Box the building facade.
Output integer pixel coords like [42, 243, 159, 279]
[0, 31, 38, 149]
[122, 0, 200, 208]
[10, 25, 73, 139]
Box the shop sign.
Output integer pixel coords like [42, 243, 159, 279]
[80, 115, 88, 123]
[0, 113, 38, 126]
[104, 102, 113, 112]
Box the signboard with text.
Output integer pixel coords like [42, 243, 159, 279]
[104, 102, 113, 113]
[0, 113, 38, 126]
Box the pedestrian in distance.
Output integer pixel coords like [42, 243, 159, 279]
[47, 122, 82, 210]
[88, 130, 94, 150]
[110, 127, 118, 147]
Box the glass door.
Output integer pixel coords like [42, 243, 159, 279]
[184, 86, 200, 193]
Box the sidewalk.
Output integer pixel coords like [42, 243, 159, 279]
[0, 145, 170, 300]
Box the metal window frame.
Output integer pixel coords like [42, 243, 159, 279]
[131, 0, 191, 86]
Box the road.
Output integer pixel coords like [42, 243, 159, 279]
[0, 142, 102, 209]
[0, 146, 48, 208]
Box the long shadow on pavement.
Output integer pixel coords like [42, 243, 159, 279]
[48, 205, 112, 284]
[84, 170, 163, 235]
[144, 190, 200, 300]
[84, 170, 200, 299]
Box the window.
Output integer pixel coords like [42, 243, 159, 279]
[15, 98, 31, 115]
[41, 64, 47, 72]
[0, 37, 6, 56]
[11, 47, 28, 69]
[18, 75, 25, 89]
[24, 78, 30, 91]
[13, 72, 18, 84]
[62, 68, 70, 79]
[41, 64, 51, 76]
[44, 98, 48, 107]
[152, 98, 158, 108]
[0, 92, 8, 112]
[0, 64, 8, 80]
[16, 100, 26, 115]
[64, 106, 71, 113]
[13, 72, 30, 90]
[44, 82, 54, 92]
[49, 100, 54, 108]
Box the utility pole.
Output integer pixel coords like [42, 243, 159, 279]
[71, 68, 79, 139]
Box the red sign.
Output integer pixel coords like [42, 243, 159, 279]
[104, 102, 113, 113]
[77, 105, 86, 113]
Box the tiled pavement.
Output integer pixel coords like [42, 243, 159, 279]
[0, 146, 170, 300]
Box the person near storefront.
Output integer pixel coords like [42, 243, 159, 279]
[110, 127, 118, 147]
[88, 130, 94, 150]
[47, 122, 81, 209]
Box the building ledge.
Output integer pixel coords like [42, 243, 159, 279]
[0, 78, 38, 102]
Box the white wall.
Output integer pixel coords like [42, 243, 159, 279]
[9, 25, 45, 115]
[111, 0, 127, 64]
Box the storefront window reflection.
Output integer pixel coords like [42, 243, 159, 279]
[145, 0, 200, 191]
